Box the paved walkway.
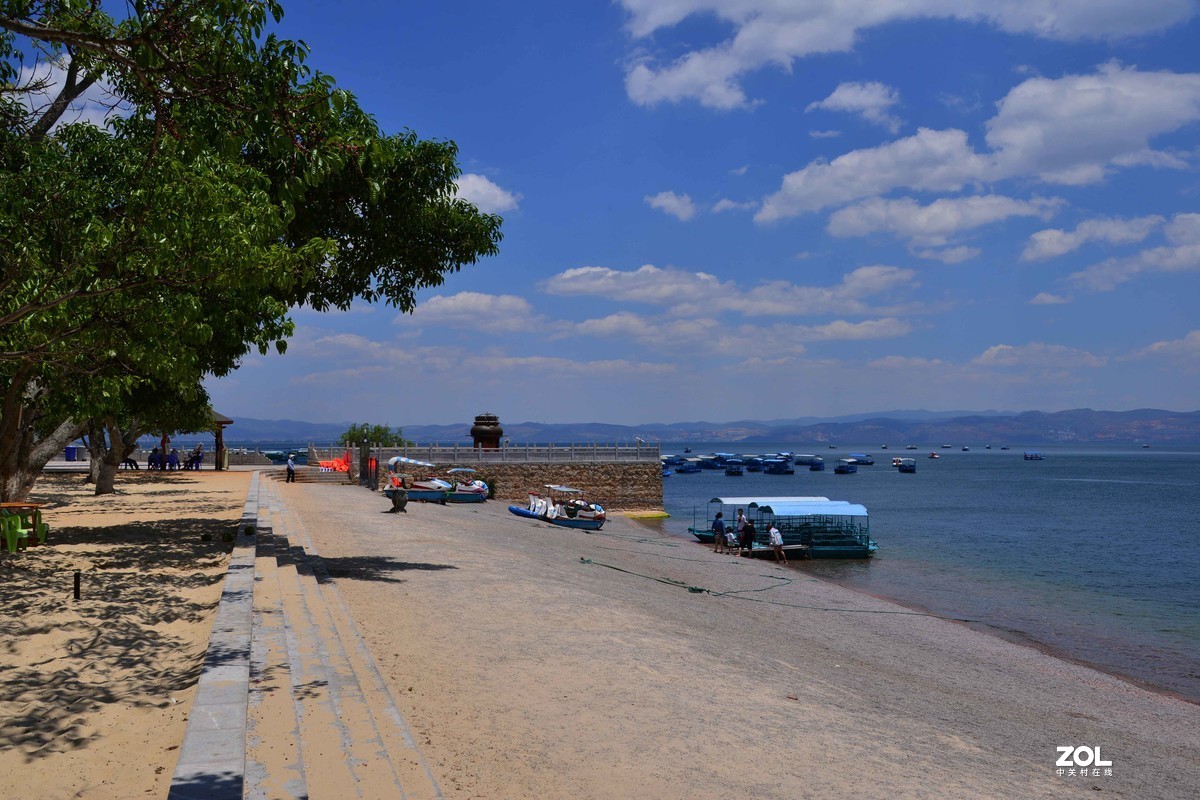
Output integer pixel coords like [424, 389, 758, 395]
[168, 473, 442, 799]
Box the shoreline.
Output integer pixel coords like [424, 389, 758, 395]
[643, 511, 1200, 708]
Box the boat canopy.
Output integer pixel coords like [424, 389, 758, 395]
[752, 500, 868, 518]
[389, 456, 435, 468]
[709, 496, 830, 505]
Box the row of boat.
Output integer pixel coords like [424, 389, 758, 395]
[382, 457, 490, 504]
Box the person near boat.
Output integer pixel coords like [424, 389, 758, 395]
[769, 523, 786, 564]
[739, 517, 756, 557]
[711, 512, 727, 553]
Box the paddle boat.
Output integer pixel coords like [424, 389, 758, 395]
[383, 456, 450, 503]
[445, 467, 489, 503]
[509, 485, 606, 530]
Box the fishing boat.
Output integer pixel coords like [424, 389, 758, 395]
[509, 485, 606, 530]
[833, 458, 858, 474]
[692, 496, 877, 559]
[897, 458, 917, 473]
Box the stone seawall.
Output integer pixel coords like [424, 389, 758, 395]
[453, 462, 663, 511]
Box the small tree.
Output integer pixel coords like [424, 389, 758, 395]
[339, 423, 412, 447]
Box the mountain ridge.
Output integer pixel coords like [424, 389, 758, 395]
[214, 409, 1200, 445]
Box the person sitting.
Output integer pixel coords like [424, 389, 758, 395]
[148, 448, 161, 469]
[167, 449, 180, 470]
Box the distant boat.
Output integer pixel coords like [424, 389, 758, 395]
[683, 447, 693, 453]
[897, 458, 917, 473]
[880, 444, 888, 450]
[928, 452, 940, 459]
[847, 453, 875, 465]
[833, 458, 858, 474]
[962, 446, 970, 451]
[763, 459, 795, 475]
[675, 459, 702, 474]
[1023, 451, 1045, 461]
[724, 459, 745, 476]
[905, 445, 918, 450]
[1000, 446, 1010, 450]
[809, 458, 825, 471]
[941, 444, 952, 449]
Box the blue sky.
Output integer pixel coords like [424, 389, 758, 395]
[201, 0, 1200, 425]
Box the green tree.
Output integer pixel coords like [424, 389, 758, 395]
[340, 423, 413, 448]
[0, 1, 502, 500]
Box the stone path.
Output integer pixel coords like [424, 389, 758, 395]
[168, 473, 442, 799]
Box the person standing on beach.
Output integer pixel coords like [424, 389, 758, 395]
[712, 512, 727, 553]
[735, 508, 746, 540]
[768, 522, 786, 563]
[286, 453, 296, 483]
[740, 517, 756, 557]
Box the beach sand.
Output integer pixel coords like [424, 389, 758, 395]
[0, 470, 247, 800]
[3, 473, 1198, 799]
[281, 482, 1200, 800]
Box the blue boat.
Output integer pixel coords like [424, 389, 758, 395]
[675, 459, 702, 474]
[833, 458, 858, 474]
[1024, 451, 1045, 460]
[763, 459, 794, 475]
[809, 458, 825, 471]
[509, 486, 606, 530]
[693, 496, 877, 559]
[897, 457, 917, 473]
[847, 453, 875, 465]
[724, 458, 745, 476]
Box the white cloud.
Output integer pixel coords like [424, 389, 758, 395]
[1022, 215, 1165, 260]
[1029, 292, 1071, 305]
[1068, 243, 1200, 292]
[712, 198, 757, 213]
[807, 81, 902, 133]
[972, 342, 1107, 369]
[543, 263, 920, 317]
[1132, 330, 1200, 360]
[757, 128, 989, 222]
[985, 62, 1200, 184]
[404, 292, 547, 333]
[829, 195, 1062, 246]
[644, 190, 698, 220]
[757, 64, 1200, 223]
[619, 1, 1196, 109]
[455, 174, 521, 213]
[1165, 213, 1200, 245]
[913, 245, 981, 264]
[809, 129, 842, 139]
[868, 355, 947, 369]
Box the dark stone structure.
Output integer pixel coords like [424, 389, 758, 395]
[471, 413, 504, 449]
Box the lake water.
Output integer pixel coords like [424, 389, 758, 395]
[657, 444, 1200, 703]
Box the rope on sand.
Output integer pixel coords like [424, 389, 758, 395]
[577, 557, 977, 622]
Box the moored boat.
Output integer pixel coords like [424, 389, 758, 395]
[509, 485, 606, 530]
[445, 467, 488, 502]
[833, 458, 858, 474]
[693, 496, 876, 559]
[897, 457, 917, 473]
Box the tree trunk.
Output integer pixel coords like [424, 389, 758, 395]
[93, 418, 143, 496]
[0, 370, 86, 501]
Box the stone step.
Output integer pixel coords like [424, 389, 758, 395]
[245, 481, 441, 800]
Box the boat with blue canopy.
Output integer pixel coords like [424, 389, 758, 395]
[690, 496, 877, 559]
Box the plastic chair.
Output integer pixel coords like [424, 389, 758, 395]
[2, 514, 28, 554]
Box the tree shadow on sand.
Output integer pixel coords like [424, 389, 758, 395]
[0, 515, 235, 761]
[313, 554, 457, 584]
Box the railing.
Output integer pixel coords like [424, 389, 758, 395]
[308, 442, 663, 465]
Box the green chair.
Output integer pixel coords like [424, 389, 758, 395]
[1, 514, 29, 554]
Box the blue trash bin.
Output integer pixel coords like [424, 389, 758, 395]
[64, 446, 77, 461]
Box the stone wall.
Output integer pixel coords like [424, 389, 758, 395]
[451, 462, 663, 511]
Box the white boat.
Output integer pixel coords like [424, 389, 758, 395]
[509, 485, 606, 530]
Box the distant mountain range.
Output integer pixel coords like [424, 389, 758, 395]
[217, 409, 1200, 445]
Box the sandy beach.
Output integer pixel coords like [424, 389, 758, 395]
[2, 471, 1198, 798]
[281, 481, 1199, 799]
[0, 470, 247, 800]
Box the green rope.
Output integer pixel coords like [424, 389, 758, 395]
[578, 557, 976, 622]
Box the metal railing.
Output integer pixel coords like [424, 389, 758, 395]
[309, 442, 662, 465]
